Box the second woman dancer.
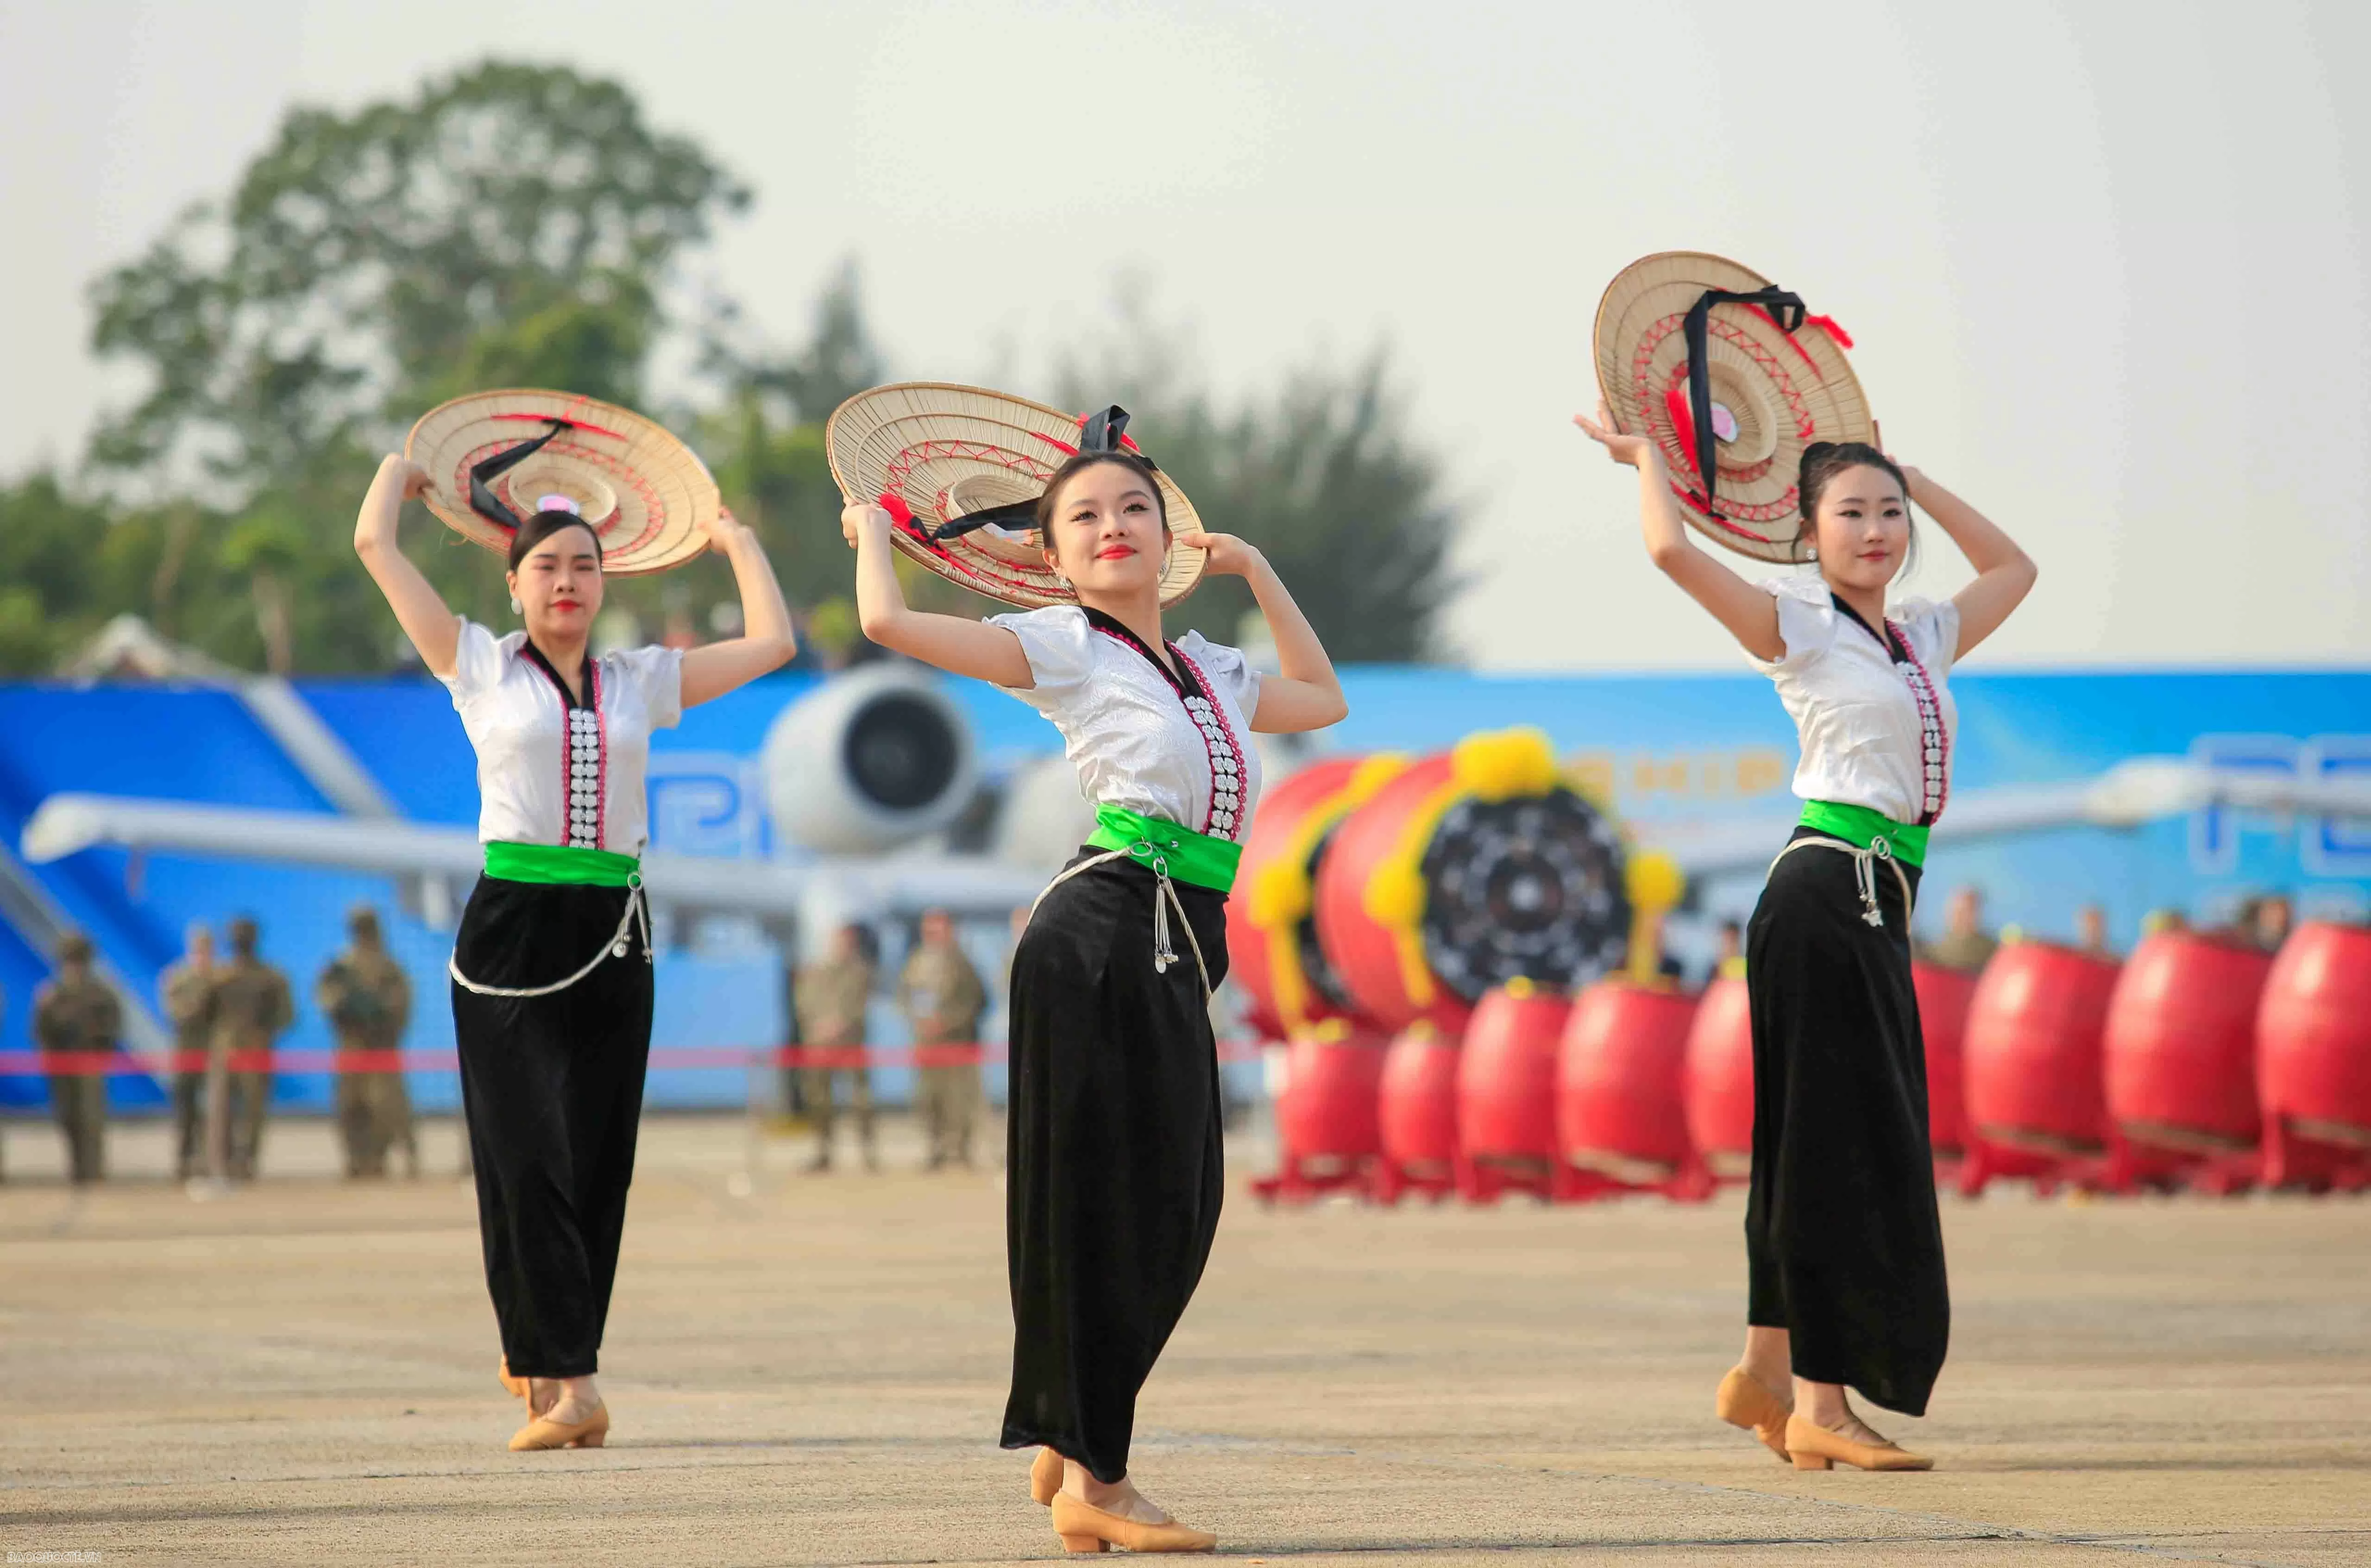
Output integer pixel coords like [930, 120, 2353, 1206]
[843, 418, 1346, 1553]
[1573, 410, 2035, 1471]
[356, 451, 796, 1451]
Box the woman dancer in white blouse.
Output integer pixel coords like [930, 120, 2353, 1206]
[355, 453, 795, 1450]
[842, 434, 1345, 1553]
[1573, 413, 2035, 1471]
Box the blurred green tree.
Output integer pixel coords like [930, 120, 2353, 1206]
[88, 61, 744, 484]
[1052, 312, 1467, 663]
[74, 61, 748, 671]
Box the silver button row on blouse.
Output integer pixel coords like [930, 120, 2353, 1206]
[568, 707, 601, 845]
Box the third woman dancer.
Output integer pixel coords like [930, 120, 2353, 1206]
[1573, 411, 2035, 1471]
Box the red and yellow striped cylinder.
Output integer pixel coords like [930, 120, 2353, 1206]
[1227, 754, 1409, 1039]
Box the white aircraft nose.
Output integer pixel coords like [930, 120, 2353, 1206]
[22, 797, 107, 864]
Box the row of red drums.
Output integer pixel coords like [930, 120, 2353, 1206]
[1257, 922, 2371, 1204]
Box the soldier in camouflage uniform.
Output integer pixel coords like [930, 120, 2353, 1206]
[317, 906, 416, 1179]
[34, 933, 120, 1185]
[211, 916, 294, 1181]
[794, 923, 878, 1173]
[898, 909, 987, 1171]
[160, 922, 219, 1182]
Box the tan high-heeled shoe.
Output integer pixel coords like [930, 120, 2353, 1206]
[1714, 1366, 1792, 1462]
[1031, 1446, 1063, 1505]
[508, 1404, 610, 1452]
[1784, 1413, 1932, 1471]
[497, 1357, 529, 1404]
[1049, 1493, 1216, 1554]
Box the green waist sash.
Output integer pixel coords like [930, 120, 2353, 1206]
[1085, 805, 1242, 893]
[1798, 801, 1930, 868]
[484, 841, 641, 887]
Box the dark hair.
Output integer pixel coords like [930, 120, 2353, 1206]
[228, 916, 260, 958]
[507, 508, 603, 572]
[1794, 441, 1915, 570]
[1031, 451, 1168, 539]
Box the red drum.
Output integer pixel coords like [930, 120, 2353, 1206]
[2102, 932, 2270, 1192]
[2257, 921, 2371, 1191]
[1912, 961, 1978, 1161]
[1317, 755, 1467, 1036]
[1227, 756, 1401, 1040]
[1455, 983, 1575, 1202]
[1959, 940, 2120, 1195]
[1557, 979, 1704, 1198]
[1314, 729, 1636, 1039]
[1370, 1022, 1465, 1204]
[1252, 1022, 1389, 1205]
[1684, 975, 1755, 1182]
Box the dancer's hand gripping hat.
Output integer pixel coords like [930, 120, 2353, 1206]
[1593, 252, 1876, 563]
[825, 382, 1208, 609]
[405, 389, 719, 575]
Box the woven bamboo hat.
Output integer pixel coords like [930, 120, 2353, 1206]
[405, 389, 717, 576]
[824, 382, 1207, 609]
[1593, 252, 1875, 563]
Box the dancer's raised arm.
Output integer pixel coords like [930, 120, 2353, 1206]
[840, 501, 1033, 686]
[1573, 405, 1782, 662]
[1904, 469, 2036, 659]
[1173, 527, 1346, 733]
[679, 509, 799, 707]
[352, 454, 462, 677]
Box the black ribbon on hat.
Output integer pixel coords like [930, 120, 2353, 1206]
[467, 419, 568, 531]
[1681, 288, 1805, 519]
[928, 404, 1154, 542]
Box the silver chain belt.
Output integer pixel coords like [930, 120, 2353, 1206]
[448, 881, 652, 999]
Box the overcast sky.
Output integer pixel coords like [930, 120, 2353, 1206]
[2, 0, 2365, 670]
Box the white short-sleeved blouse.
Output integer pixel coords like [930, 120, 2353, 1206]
[990, 606, 1264, 843]
[439, 620, 685, 855]
[1751, 577, 1961, 826]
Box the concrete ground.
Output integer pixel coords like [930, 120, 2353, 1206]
[1, 1113, 2366, 1567]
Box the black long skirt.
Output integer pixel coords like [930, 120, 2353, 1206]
[450, 876, 653, 1379]
[1000, 853, 1230, 1485]
[1743, 828, 1948, 1416]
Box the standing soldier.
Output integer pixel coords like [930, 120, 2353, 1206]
[160, 922, 219, 1183]
[318, 906, 416, 1179]
[794, 922, 878, 1173]
[211, 916, 294, 1182]
[898, 909, 987, 1172]
[1918, 885, 2000, 974]
[34, 933, 120, 1185]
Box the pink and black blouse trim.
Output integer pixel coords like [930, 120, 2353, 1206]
[1830, 594, 1950, 828]
[522, 643, 609, 851]
[1082, 608, 1250, 841]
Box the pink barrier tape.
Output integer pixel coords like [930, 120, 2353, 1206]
[0, 1041, 1266, 1077]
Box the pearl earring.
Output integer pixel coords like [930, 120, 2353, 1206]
[1805, 547, 1818, 562]
[509, 595, 523, 615]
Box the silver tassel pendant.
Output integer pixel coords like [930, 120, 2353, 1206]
[1151, 866, 1179, 972]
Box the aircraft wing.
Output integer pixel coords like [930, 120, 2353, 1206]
[1634, 758, 2371, 882]
[19, 794, 1049, 923]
